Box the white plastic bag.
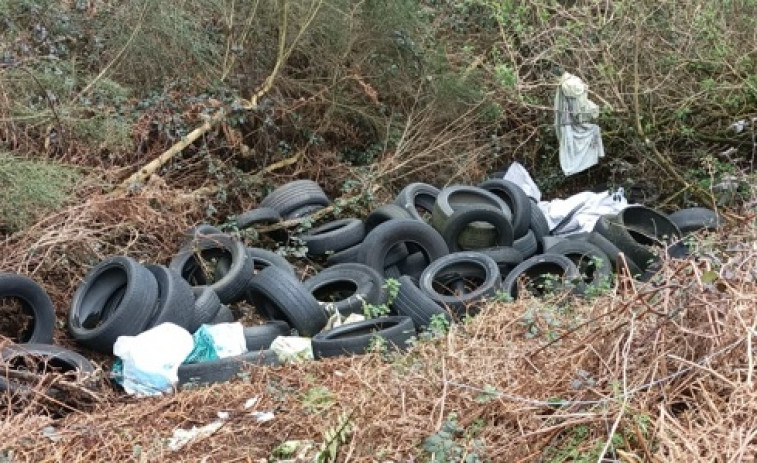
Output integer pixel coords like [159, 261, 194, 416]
[113, 323, 194, 396]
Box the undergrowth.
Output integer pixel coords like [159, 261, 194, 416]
[0, 153, 79, 233]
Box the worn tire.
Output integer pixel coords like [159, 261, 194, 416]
[668, 207, 723, 235]
[392, 275, 452, 331]
[244, 321, 291, 351]
[311, 316, 415, 359]
[432, 186, 512, 249]
[303, 263, 387, 316]
[235, 207, 282, 230]
[246, 247, 296, 276]
[144, 265, 195, 331]
[477, 246, 524, 279]
[396, 251, 431, 280]
[478, 178, 531, 238]
[529, 201, 551, 241]
[169, 233, 253, 304]
[247, 266, 327, 336]
[301, 218, 365, 256]
[177, 349, 280, 387]
[512, 229, 538, 258]
[394, 182, 440, 222]
[68, 256, 159, 354]
[260, 180, 330, 217]
[0, 343, 96, 378]
[209, 304, 235, 324]
[182, 224, 223, 241]
[441, 206, 514, 252]
[593, 215, 658, 273]
[586, 231, 644, 277]
[419, 251, 501, 314]
[365, 204, 413, 233]
[545, 240, 613, 290]
[358, 219, 449, 277]
[189, 286, 222, 332]
[501, 254, 580, 300]
[0, 273, 56, 344]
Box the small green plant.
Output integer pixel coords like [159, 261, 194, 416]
[422, 413, 485, 463]
[367, 334, 388, 354]
[362, 278, 400, 318]
[300, 386, 335, 414]
[492, 289, 513, 303]
[315, 411, 354, 463]
[428, 313, 451, 336]
[474, 384, 498, 404]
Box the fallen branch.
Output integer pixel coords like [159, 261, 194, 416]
[179, 150, 302, 201]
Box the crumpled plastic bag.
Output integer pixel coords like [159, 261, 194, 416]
[270, 336, 313, 364]
[184, 322, 246, 364]
[113, 323, 194, 396]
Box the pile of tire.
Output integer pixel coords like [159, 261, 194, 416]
[229, 177, 723, 351]
[0, 274, 97, 402]
[6, 175, 722, 390]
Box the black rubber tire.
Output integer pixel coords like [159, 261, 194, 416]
[358, 219, 449, 277]
[246, 247, 296, 276]
[209, 304, 235, 324]
[244, 321, 291, 351]
[68, 256, 159, 354]
[545, 240, 613, 290]
[432, 185, 512, 249]
[441, 206, 514, 252]
[501, 254, 580, 300]
[301, 218, 365, 256]
[247, 266, 327, 336]
[668, 207, 723, 235]
[512, 229, 538, 258]
[260, 180, 330, 217]
[620, 205, 682, 242]
[189, 286, 222, 332]
[311, 316, 415, 359]
[365, 204, 413, 233]
[303, 263, 387, 316]
[478, 178, 531, 238]
[529, 201, 551, 241]
[587, 231, 644, 277]
[0, 273, 56, 344]
[392, 275, 452, 331]
[477, 246, 524, 279]
[418, 251, 501, 314]
[177, 349, 280, 387]
[234, 207, 282, 230]
[396, 251, 431, 280]
[541, 236, 567, 252]
[0, 343, 96, 377]
[326, 243, 361, 266]
[182, 224, 223, 241]
[593, 215, 658, 273]
[144, 265, 195, 331]
[394, 182, 440, 222]
[283, 204, 326, 220]
[169, 233, 253, 304]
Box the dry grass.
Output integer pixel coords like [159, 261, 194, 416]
[2, 212, 756, 461]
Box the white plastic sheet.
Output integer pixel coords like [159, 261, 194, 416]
[555, 72, 605, 176]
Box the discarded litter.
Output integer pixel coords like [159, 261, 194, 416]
[113, 323, 194, 397]
[166, 418, 226, 452]
[270, 336, 313, 364]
